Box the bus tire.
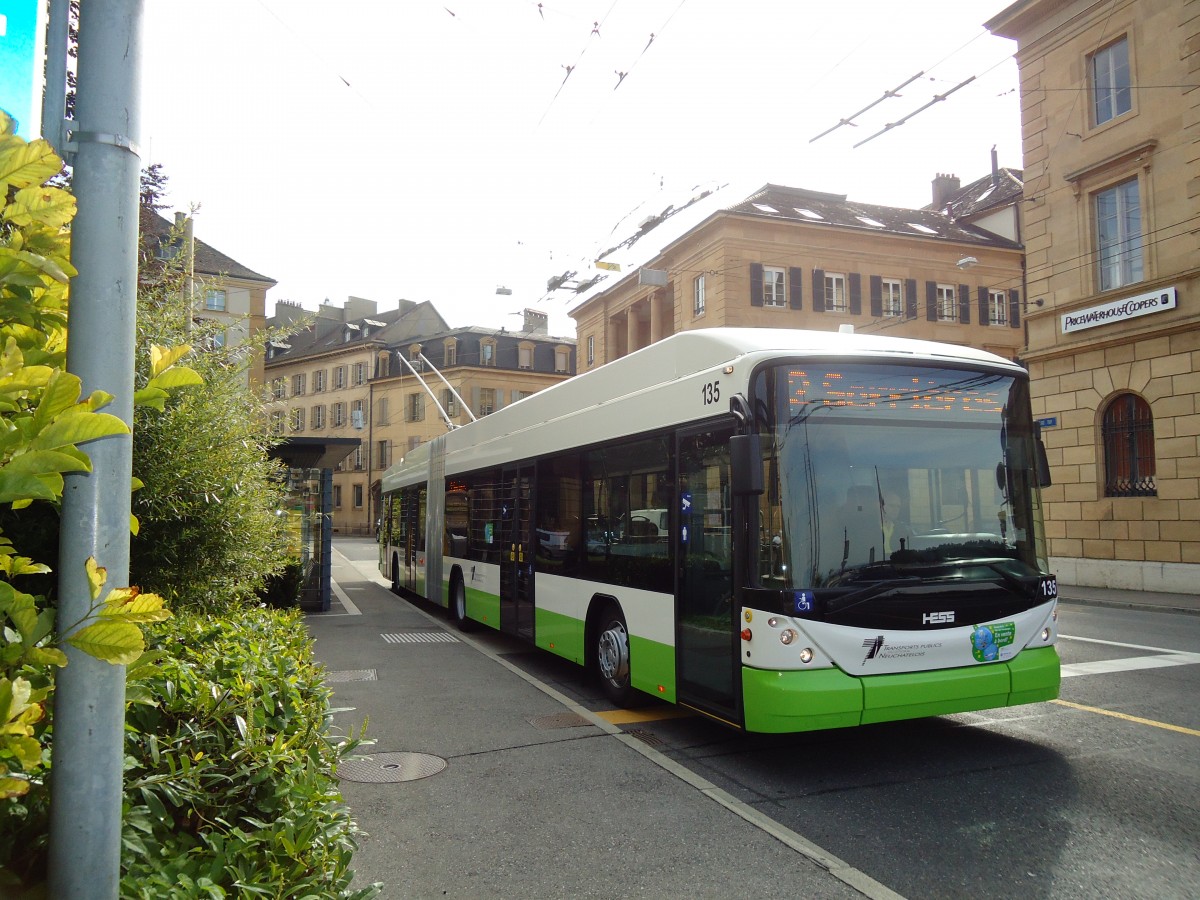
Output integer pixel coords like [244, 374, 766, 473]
[594, 603, 634, 706]
[390, 553, 401, 593]
[449, 570, 473, 632]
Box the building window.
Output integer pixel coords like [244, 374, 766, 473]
[936, 284, 958, 321]
[441, 388, 457, 418]
[204, 289, 226, 311]
[407, 436, 422, 451]
[587, 335, 595, 366]
[272, 378, 285, 400]
[693, 275, 706, 316]
[989, 289, 1008, 326]
[353, 362, 367, 385]
[1102, 393, 1155, 497]
[354, 445, 364, 471]
[334, 366, 346, 389]
[376, 397, 389, 425]
[333, 485, 342, 508]
[291, 373, 306, 396]
[518, 344, 533, 370]
[445, 340, 457, 366]
[353, 484, 364, 508]
[824, 273, 847, 312]
[1092, 37, 1131, 127]
[351, 399, 365, 429]
[269, 410, 284, 435]
[290, 408, 305, 432]
[408, 393, 425, 422]
[313, 369, 326, 392]
[763, 266, 786, 307]
[1095, 178, 1143, 292]
[481, 340, 496, 366]
[881, 278, 903, 317]
[377, 440, 389, 469]
[209, 329, 227, 349]
[479, 387, 496, 416]
[332, 402, 345, 427]
[312, 405, 325, 429]
[555, 347, 569, 373]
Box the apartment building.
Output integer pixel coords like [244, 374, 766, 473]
[988, 0, 1200, 592]
[569, 181, 1027, 369]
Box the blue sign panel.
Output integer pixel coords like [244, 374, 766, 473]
[1036, 416, 1058, 429]
[0, 1, 46, 139]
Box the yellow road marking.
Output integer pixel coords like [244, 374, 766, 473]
[1052, 699, 1200, 737]
[595, 706, 694, 725]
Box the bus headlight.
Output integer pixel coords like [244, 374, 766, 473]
[799, 647, 814, 664]
[1041, 627, 1051, 642]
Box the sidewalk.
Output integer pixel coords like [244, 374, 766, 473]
[1057, 583, 1200, 616]
[308, 541, 877, 900]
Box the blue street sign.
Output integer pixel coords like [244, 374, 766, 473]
[1036, 416, 1058, 429]
[0, 1, 46, 139]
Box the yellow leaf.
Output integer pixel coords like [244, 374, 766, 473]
[150, 344, 192, 378]
[86, 557, 106, 601]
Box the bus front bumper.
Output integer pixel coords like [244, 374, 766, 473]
[741, 645, 1061, 734]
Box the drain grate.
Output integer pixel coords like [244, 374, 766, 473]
[338, 751, 447, 783]
[527, 712, 593, 730]
[626, 728, 666, 748]
[325, 669, 378, 683]
[381, 632, 459, 644]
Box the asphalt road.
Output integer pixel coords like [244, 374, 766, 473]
[331, 539, 1200, 899]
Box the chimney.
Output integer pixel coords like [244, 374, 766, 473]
[523, 308, 549, 335]
[991, 146, 1000, 187]
[931, 173, 960, 210]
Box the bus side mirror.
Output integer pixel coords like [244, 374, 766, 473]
[730, 434, 764, 496]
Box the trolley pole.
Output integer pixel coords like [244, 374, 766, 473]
[47, 2, 144, 897]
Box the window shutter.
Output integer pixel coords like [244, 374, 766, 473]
[978, 287, 989, 324]
[472, 387, 480, 413]
[511, 389, 520, 404]
[788, 267, 803, 310]
[495, 389, 505, 410]
[849, 273, 862, 316]
[812, 269, 826, 313]
[926, 281, 937, 321]
[1009, 290, 1021, 328]
[869, 276, 883, 317]
[905, 279, 918, 319]
[958, 284, 971, 325]
[750, 263, 764, 307]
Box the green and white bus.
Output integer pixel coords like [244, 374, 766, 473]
[379, 328, 1060, 733]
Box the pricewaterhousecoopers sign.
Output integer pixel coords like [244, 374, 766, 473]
[1061, 286, 1178, 334]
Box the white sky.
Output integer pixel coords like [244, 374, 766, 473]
[140, 0, 1022, 336]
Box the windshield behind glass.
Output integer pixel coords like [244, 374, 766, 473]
[754, 362, 1047, 589]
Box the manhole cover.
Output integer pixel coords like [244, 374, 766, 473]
[338, 751, 447, 783]
[325, 669, 378, 683]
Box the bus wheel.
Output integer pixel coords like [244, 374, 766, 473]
[595, 605, 633, 706]
[450, 573, 473, 632]
[390, 553, 400, 593]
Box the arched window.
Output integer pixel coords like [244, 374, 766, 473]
[1101, 393, 1156, 497]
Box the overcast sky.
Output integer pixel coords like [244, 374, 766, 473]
[139, 0, 1022, 336]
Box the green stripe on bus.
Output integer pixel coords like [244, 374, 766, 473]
[535, 607, 585, 665]
[743, 646, 1062, 733]
[629, 634, 676, 703]
[466, 586, 500, 630]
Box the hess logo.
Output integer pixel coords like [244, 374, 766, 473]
[922, 611, 955, 625]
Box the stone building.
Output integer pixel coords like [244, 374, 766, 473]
[987, 0, 1199, 592]
[569, 181, 1027, 369]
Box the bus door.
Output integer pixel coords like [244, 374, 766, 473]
[676, 425, 739, 722]
[499, 465, 535, 640]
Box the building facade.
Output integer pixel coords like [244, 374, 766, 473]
[265, 302, 575, 534]
[988, 0, 1200, 592]
[569, 183, 1027, 370]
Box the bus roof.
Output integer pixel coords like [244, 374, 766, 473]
[381, 327, 1025, 490]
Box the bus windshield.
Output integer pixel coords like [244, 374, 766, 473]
[755, 362, 1048, 590]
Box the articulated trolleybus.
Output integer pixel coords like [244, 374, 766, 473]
[379, 328, 1060, 733]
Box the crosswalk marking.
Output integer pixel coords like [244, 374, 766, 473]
[1058, 634, 1200, 678]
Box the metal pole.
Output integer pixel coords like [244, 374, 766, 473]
[48, 2, 143, 897]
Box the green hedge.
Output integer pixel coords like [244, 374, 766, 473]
[121, 605, 378, 899]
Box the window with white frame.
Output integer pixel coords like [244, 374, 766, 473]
[445, 339, 457, 366]
[518, 344, 533, 369]
[555, 347, 569, 373]
[333, 485, 342, 508]
[479, 387, 496, 416]
[1091, 37, 1131, 127]
[824, 273, 847, 312]
[937, 284, 958, 321]
[272, 378, 285, 400]
[353, 362, 367, 385]
[204, 289, 226, 311]
[377, 440, 389, 470]
[353, 484, 364, 508]
[313, 369, 326, 392]
[763, 266, 786, 307]
[441, 388, 457, 418]
[693, 275, 706, 316]
[989, 290, 1008, 326]
[290, 407, 305, 431]
[1095, 177, 1143, 292]
[291, 373, 306, 396]
[587, 335, 595, 366]
[481, 340, 496, 366]
[332, 402, 345, 427]
[354, 445, 364, 471]
[311, 405, 325, 429]
[882, 278, 903, 317]
[334, 366, 346, 389]
[351, 399, 365, 428]
[269, 410, 284, 435]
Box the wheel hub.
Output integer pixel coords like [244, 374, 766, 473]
[597, 621, 629, 686]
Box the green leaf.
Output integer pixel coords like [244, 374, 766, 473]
[30, 410, 129, 450]
[4, 185, 76, 228]
[3, 448, 91, 477]
[31, 368, 82, 430]
[66, 621, 145, 665]
[132, 387, 169, 411]
[0, 469, 58, 504]
[0, 136, 62, 190]
[146, 366, 203, 392]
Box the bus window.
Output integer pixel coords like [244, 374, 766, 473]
[466, 471, 503, 564]
[536, 455, 582, 573]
